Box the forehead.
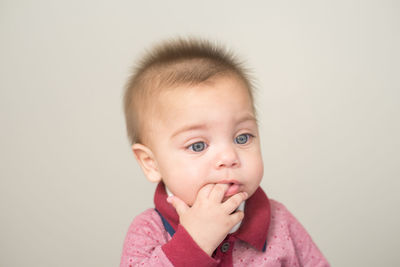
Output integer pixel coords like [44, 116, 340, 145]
[155, 76, 254, 126]
[161, 74, 252, 108]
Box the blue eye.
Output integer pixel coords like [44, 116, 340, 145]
[235, 134, 251, 144]
[188, 142, 206, 152]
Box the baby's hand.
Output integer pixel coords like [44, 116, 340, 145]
[167, 184, 248, 256]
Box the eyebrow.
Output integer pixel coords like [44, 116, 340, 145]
[236, 114, 257, 125]
[170, 114, 257, 139]
[170, 124, 209, 139]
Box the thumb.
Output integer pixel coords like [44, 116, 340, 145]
[167, 195, 189, 216]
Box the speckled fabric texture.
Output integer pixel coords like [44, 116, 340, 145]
[120, 198, 329, 267]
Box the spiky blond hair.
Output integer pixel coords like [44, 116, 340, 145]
[123, 38, 254, 145]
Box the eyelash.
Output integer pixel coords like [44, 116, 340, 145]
[186, 133, 255, 152]
[234, 133, 254, 144]
[187, 141, 208, 152]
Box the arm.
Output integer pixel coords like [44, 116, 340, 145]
[120, 184, 247, 267]
[119, 208, 220, 267]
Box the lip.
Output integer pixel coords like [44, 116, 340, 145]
[218, 180, 242, 197]
[218, 179, 240, 185]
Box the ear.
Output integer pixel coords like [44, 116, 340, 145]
[131, 143, 162, 183]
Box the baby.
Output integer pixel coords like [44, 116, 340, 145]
[120, 38, 329, 266]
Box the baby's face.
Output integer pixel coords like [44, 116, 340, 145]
[148, 75, 263, 206]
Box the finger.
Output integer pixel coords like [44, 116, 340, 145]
[229, 210, 245, 226]
[209, 183, 230, 203]
[222, 192, 248, 214]
[167, 195, 189, 217]
[196, 183, 215, 200]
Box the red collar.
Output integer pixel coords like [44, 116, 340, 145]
[154, 182, 271, 251]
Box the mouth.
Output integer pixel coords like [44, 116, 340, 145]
[221, 181, 242, 198]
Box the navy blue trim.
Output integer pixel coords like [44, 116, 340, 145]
[155, 209, 176, 237]
[262, 241, 267, 252]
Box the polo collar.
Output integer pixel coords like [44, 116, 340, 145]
[154, 182, 271, 252]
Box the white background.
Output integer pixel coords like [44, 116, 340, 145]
[1, 1, 399, 266]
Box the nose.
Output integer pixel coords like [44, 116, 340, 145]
[215, 144, 240, 169]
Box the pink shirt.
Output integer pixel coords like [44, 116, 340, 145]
[120, 183, 329, 266]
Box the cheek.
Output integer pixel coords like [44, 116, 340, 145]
[163, 154, 205, 180]
[159, 154, 208, 204]
[249, 159, 263, 179]
[245, 151, 264, 184]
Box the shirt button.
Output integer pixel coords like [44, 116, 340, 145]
[221, 242, 230, 253]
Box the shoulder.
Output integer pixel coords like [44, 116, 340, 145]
[267, 199, 330, 266]
[125, 208, 166, 236]
[269, 199, 294, 221]
[122, 209, 170, 250]
[267, 199, 314, 249]
[130, 208, 163, 228]
[120, 209, 175, 266]
[268, 199, 305, 233]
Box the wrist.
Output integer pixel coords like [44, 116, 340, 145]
[184, 226, 221, 256]
[162, 225, 218, 267]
